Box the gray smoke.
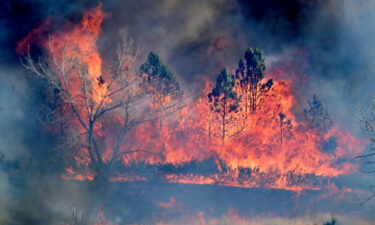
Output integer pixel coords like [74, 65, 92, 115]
[1, 0, 375, 224]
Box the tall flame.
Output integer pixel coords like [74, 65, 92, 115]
[20, 5, 365, 192]
[48, 4, 108, 104]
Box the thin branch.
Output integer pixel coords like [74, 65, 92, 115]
[355, 153, 375, 158]
[116, 149, 163, 159]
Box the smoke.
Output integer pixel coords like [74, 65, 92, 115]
[302, 0, 375, 133]
[1, 0, 375, 224]
[97, 0, 375, 133]
[0, 172, 9, 223]
[4, 0, 373, 111]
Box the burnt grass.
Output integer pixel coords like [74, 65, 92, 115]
[46, 179, 356, 224]
[4, 157, 363, 224]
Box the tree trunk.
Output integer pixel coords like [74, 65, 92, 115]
[91, 163, 111, 196]
[222, 98, 226, 145]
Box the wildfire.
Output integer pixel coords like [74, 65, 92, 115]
[48, 3, 108, 105]
[19, 4, 365, 192]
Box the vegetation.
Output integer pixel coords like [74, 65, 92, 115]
[139, 52, 182, 105]
[208, 68, 242, 144]
[235, 48, 273, 113]
[303, 94, 333, 135]
[22, 37, 183, 187]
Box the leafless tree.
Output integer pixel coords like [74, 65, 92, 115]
[357, 99, 375, 205]
[22, 35, 184, 184]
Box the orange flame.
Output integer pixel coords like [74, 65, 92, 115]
[48, 3, 108, 105]
[20, 5, 366, 192]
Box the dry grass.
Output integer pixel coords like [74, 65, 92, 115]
[155, 213, 373, 225]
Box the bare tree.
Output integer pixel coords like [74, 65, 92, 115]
[22, 36, 183, 184]
[360, 101, 375, 155]
[357, 98, 375, 205]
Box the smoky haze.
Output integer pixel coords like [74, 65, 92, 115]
[2, 0, 374, 126]
[1, 0, 375, 224]
[99, 0, 375, 132]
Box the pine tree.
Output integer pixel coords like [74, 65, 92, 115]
[303, 94, 333, 135]
[235, 48, 273, 113]
[208, 68, 242, 145]
[140, 52, 182, 106]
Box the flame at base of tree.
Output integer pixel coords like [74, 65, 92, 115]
[63, 76, 364, 191]
[19, 4, 365, 192]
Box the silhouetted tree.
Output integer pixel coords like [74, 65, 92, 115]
[235, 47, 273, 113]
[140, 52, 182, 106]
[360, 98, 375, 148]
[358, 97, 375, 204]
[303, 95, 333, 135]
[208, 68, 242, 145]
[302, 95, 336, 154]
[322, 136, 338, 154]
[277, 113, 293, 147]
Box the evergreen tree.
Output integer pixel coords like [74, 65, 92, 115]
[303, 94, 333, 135]
[208, 68, 242, 145]
[235, 47, 273, 113]
[303, 95, 337, 154]
[140, 52, 182, 105]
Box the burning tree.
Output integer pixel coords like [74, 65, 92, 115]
[276, 113, 293, 147]
[235, 47, 273, 113]
[302, 95, 338, 154]
[139, 52, 183, 128]
[139, 52, 182, 105]
[14, 4, 365, 194]
[20, 5, 183, 186]
[208, 68, 242, 145]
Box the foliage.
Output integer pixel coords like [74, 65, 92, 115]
[235, 47, 273, 112]
[303, 94, 333, 135]
[140, 52, 182, 105]
[208, 68, 243, 144]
